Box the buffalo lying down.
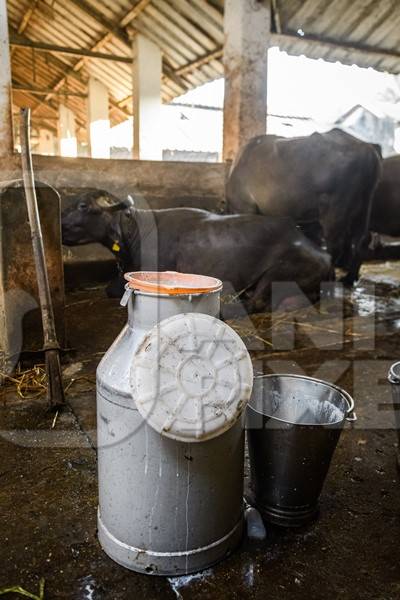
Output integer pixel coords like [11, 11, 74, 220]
[61, 191, 333, 313]
[226, 128, 381, 285]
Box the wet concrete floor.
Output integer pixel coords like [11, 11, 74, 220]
[1, 262, 400, 599]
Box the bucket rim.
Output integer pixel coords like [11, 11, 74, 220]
[388, 361, 400, 384]
[249, 373, 354, 427]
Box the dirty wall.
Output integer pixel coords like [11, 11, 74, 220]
[0, 155, 227, 211]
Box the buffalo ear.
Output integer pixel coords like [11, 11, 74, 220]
[109, 196, 135, 213]
[96, 194, 125, 212]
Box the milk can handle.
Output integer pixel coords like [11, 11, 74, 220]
[120, 284, 133, 307]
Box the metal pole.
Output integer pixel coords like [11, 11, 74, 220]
[20, 107, 64, 408]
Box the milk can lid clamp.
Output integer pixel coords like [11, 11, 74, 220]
[130, 312, 253, 442]
[124, 271, 222, 295]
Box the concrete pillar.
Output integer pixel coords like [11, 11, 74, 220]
[223, 0, 271, 162]
[58, 104, 78, 157]
[132, 34, 162, 160]
[0, 0, 14, 156]
[37, 128, 55, 155]
[87, 76, 110, 158]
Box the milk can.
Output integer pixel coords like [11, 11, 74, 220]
[96, 271, 253, 575]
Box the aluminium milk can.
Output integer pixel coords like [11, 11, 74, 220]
[96, 271, 253, 575]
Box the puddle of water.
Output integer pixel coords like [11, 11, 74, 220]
[351, 284, 400, 318]
[168, 568, 213, 599]
[243, 562, 255, 587]
[77, 575, 96, 600]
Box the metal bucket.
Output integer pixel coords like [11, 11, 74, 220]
[247, 374, 355, 527]
[388, 362, 400, 468]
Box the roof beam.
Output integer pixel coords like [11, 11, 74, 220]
[10, 28, 87, 87]
[59, 0, 189, 92]
[13, 0, 197, 124]
[120, 0, 152, 27]
[13, 84, 87, 97]
[162, 61, 189, 91]
[175, 48, 223, 76]
[10, 36, 132, 63]
[37, 0, 149, 107]
[16, 0, 39, 35]
[40, 33, 114, 105]
[109, 99, 131, 119]
[10, 36, 89, 120]
[29, 0, 187, 120]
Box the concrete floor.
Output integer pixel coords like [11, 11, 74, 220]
[1, 262, 400, 599]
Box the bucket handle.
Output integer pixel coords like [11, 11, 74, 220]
[345, 411, 357, 424]
[341, 389, 356, 425]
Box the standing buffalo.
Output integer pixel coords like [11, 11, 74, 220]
[226, 129, 382, 285]
[61, 190, 333, 313]
[362, 155, 400, 261]
[370, 155, 400, 237]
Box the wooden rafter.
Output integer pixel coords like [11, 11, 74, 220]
[13, 0, 219, 129]
[175, 48, 223, 76]
[40, 33, 114, 105]
[67, 0, 130, 46]
[120, 0, 152, 27]
[13, 84, 87, 97]
[11, 29, 131, 126]
[46, 0, 189, 100]
[17, 0, 39, 35]
[10, 36, 132, 63]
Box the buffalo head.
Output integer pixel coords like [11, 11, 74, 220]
[61, 189, 134, 246]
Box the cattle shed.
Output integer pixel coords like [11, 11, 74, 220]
[1, 1, 400, 599]
[2, 0, 400, 162]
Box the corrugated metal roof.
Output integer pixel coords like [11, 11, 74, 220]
[273, 0, 400, 74]
[8, 0, 224, 141]
[7, 0, 400, 142]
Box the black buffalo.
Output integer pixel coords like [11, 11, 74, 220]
[61, 190, 333, 313]
[370, 155, 400, 237]
[226, 129, 382, 285]
[362, 155, 400, 261]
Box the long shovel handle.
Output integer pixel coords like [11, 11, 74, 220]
[20, 108, 58, 349]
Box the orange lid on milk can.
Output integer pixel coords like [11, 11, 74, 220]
[124, 271, 223, 295]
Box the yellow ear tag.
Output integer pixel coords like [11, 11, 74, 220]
[112, 241, 120, 252]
